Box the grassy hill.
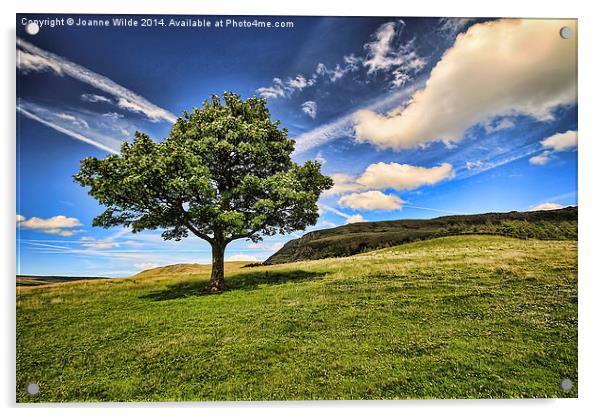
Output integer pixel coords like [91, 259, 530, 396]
[265, 207, 577, 264]
[16, 275, 107, 287]
[16, 235, 577, 401]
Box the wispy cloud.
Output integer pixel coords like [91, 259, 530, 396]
[17, 101, 133, 154]
[319, 204, 365, 224]
[257, 19, 427, 100]
[17, 37, 177, 123]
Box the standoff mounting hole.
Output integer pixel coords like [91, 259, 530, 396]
[560, 378, 573, 391]
[26, 382, 39, 395]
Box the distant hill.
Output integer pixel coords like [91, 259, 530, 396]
[265, 206, 577, 264]
[16, 275, 108, 287]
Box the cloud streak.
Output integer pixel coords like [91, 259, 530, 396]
[17, 104, 121, 154]
[17, 37, 177, 123]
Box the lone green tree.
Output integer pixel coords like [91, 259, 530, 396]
[74, 92, 332, 292]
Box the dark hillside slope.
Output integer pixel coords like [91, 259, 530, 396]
[265, 206, 577, 264]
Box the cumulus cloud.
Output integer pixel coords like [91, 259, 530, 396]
[323, 162, 454, 197]
[322, 173, 366, 197]
[17, 37, 177, 123]
[339, 191, 404, 211]
[483, 117, 515, 134]
[301, 101, 317, 119]
[357, 162, 454, 191]
[226, 254, 259, 262]
[529, 151, 552, 165]
[346, 214, 365, 224]
[292, 82, 419, 155]
[354, 19, 577, 150]
[529, 202, 566, 211]
[18, 214, 83, 236]
[541, 130, 577, 151]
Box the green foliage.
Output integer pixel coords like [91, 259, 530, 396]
[16, 236, 577, 401]
[74, 92, 332, 245]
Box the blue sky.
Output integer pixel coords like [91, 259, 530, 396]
[16, 15, 577, 276]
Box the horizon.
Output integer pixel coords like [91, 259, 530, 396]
[16, 15, 578, 277]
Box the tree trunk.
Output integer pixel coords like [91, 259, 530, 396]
[207, 241, 226, 292]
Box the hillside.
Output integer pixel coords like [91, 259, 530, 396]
[265, 207, 577, 264]
[16, 275, 107, 287]
[16, 235, 577, 401]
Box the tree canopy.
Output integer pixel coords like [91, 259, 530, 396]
[74, 92, 333, 290]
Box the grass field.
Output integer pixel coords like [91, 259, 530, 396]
[16, 235, 577, 402]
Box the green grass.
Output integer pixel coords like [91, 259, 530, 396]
[16, 235, 577, 402]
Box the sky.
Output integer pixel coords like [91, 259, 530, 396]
[16, 15, 578, 277]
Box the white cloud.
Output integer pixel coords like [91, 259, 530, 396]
[226, 254, 259, 262]
[354, 19, 577, 150]
[256, 77, 289, 99]
[346, 214, 365, 224]
[17, 102, 123, 154]
[314, 151, 326, 166]
[465, 160, 484, 170]
[81, 93, 112, 103]
[356, 162, 455, 191]
[247, 242, 285, 251]
[292, 82, 419, 155]
[134, 262, 163, 270]
[16, 50, 62, 74]
[287, 75, 314, 90]
[529, 202, 565, 211]
[82, 241, 121, 249]
[315, 62, 348, 82]
[322, 173, 366, 197]
[483, 117, 515, 134]
[103, 112, 125, 119]
[529, 151, 552, 165]
[56, 112, 89, 129]
[323, 162, 453, 197]
[17, 37, 177, 123]
[18, 215, 83, 236]
[318, 204, 365, 224]
[438, 18, 477, 37]
[301, 101, 317, 119]
[541, 130, 577, 151]
[339, 191, 404, 211]
[363, 20, 426, 84]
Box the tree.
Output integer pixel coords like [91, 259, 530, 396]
[74, 92, 333, 292]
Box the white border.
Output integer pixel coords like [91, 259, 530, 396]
[3, 1, 601, 415]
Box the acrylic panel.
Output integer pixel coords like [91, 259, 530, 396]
[16, 14, 578, 402]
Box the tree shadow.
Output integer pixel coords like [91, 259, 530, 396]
[139, 269, 326, 301]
